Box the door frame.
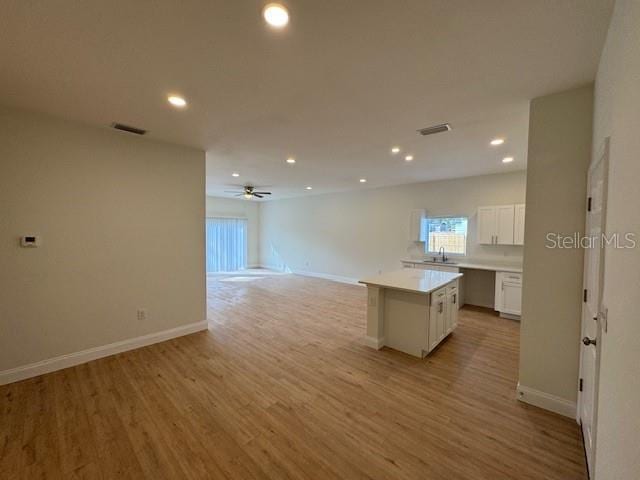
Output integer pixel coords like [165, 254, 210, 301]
[576, 137, 610, 477]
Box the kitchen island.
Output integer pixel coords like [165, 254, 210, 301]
[360, 269, 463, 358]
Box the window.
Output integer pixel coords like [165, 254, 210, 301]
[205, 217, 248, 272]
[423, 216, 468, 256]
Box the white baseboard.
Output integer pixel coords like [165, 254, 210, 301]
[0, 320, 208, 386]
[291, 269, 363, 286]
[365, 336, 385, 349]
[257, 264, 363, 286]
[516, 383, 577, 418]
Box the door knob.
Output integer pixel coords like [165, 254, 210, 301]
[582, 336, 597, 346]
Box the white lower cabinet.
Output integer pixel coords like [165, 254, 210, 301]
[494, 272, 522, 317]
[446, 284, 459, 333]
[428, 283, 458, 352]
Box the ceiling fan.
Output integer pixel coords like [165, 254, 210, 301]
[224, 185, 272, 199]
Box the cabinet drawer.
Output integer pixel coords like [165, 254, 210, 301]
[432, 287, 447, 299]
[500, 272, 522, 284]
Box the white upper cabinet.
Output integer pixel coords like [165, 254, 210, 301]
[514, 204, 526, 245]
[477, 204, 525, 245]
[477, 207, 497, 244]
[495, 205, 515, 245]
[409, 209, 426, 242]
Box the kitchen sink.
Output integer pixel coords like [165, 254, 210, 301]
[423, 259, 458, 265]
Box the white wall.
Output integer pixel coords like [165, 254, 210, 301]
[206, 196, 260, 267]
[592, 1, 640, 477]
[518, 86, 594, 409]
[259, 171, 526, 280]
[0, 106, 206, 374]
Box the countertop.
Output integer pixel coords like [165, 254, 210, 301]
[359, 269, 463, 295]
[401, 259, 523, 273]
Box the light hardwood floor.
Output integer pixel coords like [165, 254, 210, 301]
[1, 273, 587, 479]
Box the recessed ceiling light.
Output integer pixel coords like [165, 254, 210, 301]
[391, 147, 401, 154]
[502, 157, 514, 163]
[263, 3, 289, 28]
[232, 172, 240, 177]
[286, 157, 296, 164]
[305, 186, 312, 190]
[405, 155, 414, 162]
[491, 138, 505, 146]
[359, 178, 367, 183]
[168, 95, 187, 108]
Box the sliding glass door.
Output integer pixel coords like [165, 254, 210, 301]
[205, 217, 248, 272]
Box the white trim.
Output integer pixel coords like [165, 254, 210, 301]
[291, 269, 363, 286]
[516, 383, 577, 418]
[0, 321, 208, 386]
[365, 336, 385, 349]
[257, 264, 364, 286]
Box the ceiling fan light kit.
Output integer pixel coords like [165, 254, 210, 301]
[224, 185, 272, 199]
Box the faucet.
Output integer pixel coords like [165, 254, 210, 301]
[438, 247, 448, 263]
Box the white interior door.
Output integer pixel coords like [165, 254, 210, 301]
[578, 138, 609, 476]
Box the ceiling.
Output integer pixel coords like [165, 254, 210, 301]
[0, 1, 613, 200]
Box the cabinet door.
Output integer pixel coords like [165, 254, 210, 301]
[514, 204, 526, 245]
[428, 300, 440, 351]
[477, 207, 497, 244]
[448, 290, 458, 330]
[495, 205, 515, 245]
[409, 209, 426, 242]
[501, 281, 522, 315]
[494, 272, 504, 310]
[436, 298, 446, 341]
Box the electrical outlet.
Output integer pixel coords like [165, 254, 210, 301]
[137, 309, 147, 321]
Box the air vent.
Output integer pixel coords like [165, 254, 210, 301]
[417, 123, 452, 136]
[111, 123, 147, 135]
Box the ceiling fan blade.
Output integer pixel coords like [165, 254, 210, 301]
[224, 190, 243, 193]
[234, 193, 244, 197]
[253, 191, 272, 195]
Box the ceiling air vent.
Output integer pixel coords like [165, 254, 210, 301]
[417, 123, 452, 136]
[111, 123, 147, 135]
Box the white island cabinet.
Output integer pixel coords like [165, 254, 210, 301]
[360, 269, 462, 358]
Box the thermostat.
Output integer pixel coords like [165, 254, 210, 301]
[20, 235, 41, 248]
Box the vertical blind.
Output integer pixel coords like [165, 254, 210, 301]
[205, 217, 248, 272]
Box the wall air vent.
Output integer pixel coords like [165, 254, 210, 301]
[417, 123, 452, 136]
[111, 123, 147, 135]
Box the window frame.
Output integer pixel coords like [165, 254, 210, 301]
[422, 215, 469, 257]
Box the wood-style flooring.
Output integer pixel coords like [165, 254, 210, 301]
[0, 273, 587, 479]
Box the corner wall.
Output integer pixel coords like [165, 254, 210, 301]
[0, 106, 206, 378]
[518, 86, 594, 412]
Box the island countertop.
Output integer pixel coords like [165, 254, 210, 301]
[359, 269, 463, 295]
